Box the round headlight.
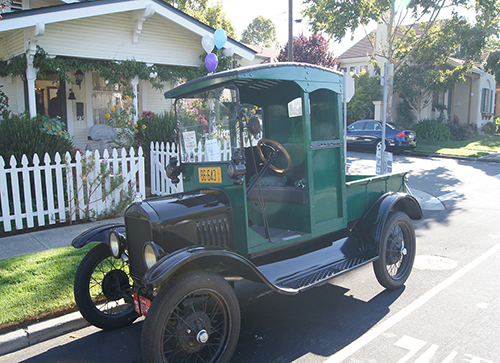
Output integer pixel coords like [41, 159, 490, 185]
[109, 231, 121, 258]
[143, 242, 158, 269]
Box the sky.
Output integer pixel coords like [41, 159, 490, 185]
[215, 0, 371, 56]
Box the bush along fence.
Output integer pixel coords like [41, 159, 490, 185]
[0, 147, 145, 233]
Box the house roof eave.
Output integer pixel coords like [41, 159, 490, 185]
[0, 0, 256, 61]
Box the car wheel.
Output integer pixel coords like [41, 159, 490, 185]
[373, 211, 416, 290]
[74, 243, 139, 330]
[141, 270, 240, 363]
[376, 140, 389, 152]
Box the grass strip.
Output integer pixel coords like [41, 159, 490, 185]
[416, 135, 500, 157]
[0, 243, 97, 333]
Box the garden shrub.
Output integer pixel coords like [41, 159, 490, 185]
[0, 113, 74, 163]
[482, 121, 497, 134]
[134, 111, 176, 188]
[412, 119, 452, 141]
[447, 114, 474, 141]
[396, 99, 416, 129]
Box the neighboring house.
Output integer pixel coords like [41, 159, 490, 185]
[240, 44, 280, 66]
[0, 0, 255, 151]
[337, 25, 497, 129]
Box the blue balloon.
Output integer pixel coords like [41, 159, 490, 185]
[214, 29, 227, 49]
[205, 53, 218, 73]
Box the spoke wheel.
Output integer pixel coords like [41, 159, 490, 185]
[74, 243, 139, 330]
[373, 211, 416, 290]
[141, 270, 240, 363]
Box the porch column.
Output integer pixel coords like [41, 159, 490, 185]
[373, 100, 383, 120]
[26, 40, 38, 118]
[131, 75, 139, 123]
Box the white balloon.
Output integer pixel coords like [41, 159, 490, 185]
[201, 35, 214, 54]
[222, 47, 234, 56]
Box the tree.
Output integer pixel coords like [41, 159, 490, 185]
[164, 0, 236, 38]
[394, 22, 473, 120]
[241, 16, 278, 48]
[277, 33, 336, 68]
[303, 0, 500, 121]
[346, 71, 382, 124]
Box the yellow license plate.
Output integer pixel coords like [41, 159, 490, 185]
[198, 167, 222, 183]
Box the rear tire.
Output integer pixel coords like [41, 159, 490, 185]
[141, 270, 240, 363]
[373, 211, 416, 290]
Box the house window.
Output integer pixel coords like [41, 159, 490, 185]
[360, 65, 368, 73]
[340, 67, 347, 73]
[349, 66, 356, 74]
[481, 88, 493, 114]
[92, 73, 124, 125]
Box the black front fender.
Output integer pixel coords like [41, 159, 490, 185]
[72, 224, 125, 248]
[352, 192, 423, 248]
[142, 246, 297, 295]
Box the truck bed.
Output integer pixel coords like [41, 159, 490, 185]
[346, 172, 408, 223]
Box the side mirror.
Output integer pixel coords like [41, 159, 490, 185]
[247, 116, 261, 136]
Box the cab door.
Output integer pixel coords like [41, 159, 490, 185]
[306, 89, 347, 235]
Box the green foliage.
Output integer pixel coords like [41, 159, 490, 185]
[163, 0, 236, 38]
[482, 121, 497, 134]
[448, 114, 474, 141]
[413, 119, 452, 141]
[241, 16, 279, 48]
[135, 110, 176, 148]
[0, 85, 10, 119]
[485, 50, 500, 83]
[38, 115, 71, 139]
[0, 113, 73, 163]
[396, 98, 416, 129]
[135, 110, 177, 186]
[0, 46, 234, 91]
[345, 71, 382, 124]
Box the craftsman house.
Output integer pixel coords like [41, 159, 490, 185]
[337, 24, 496, 128]
[0, 0, 256, 150]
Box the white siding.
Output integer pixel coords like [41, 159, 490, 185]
[0, 76, 20, 116]
[144, 81, 174, 114]
[38, 12, 203, 66]
[0, 29, 24, 59]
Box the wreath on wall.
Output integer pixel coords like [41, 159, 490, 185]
[0, 46, 234, 88]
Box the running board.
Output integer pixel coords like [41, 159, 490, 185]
[276, 255, 376, 290]
[257, 237, 377, 293]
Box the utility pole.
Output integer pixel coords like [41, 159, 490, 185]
[288, 0, 293, 61]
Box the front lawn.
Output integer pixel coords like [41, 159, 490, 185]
[0, 243, 96, 333]
[415, 135, 500, 157]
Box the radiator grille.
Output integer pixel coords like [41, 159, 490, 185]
[125, 217, 152, 279]
[196, 216, 232, 250]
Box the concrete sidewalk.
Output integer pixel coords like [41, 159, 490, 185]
[0, 217, 123, 356]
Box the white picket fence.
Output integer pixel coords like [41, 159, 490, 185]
[1, 136, 261, 232]
[0, 147, 145, 232]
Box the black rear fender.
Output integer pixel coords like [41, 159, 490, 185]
[352, 192, 423, 248]
[71, 224, 125, 248]
[141, 247, 294, 295]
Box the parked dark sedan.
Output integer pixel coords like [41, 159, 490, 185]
[346, 119, 417, 153]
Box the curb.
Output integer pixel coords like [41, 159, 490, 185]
[409, 151, 500, 163]
[0, 311, 89, 356]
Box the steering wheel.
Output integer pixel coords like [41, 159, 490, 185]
[257, 138, 292, 174]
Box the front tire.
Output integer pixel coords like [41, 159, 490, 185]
[141, 270, 240, 363]
[373, 211, 416, 289]
[74, 243, 139, 330]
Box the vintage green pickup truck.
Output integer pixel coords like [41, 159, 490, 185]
[72, 63, 423, 363]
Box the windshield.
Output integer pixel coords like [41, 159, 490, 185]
[176, 86, 238, 163]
